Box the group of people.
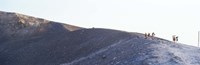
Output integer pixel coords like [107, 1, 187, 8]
[144, 32, 179, 43]
[144, 32, 155, 39]
[172, 35, 178, 43]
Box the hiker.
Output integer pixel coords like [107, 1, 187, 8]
[145, 33, 147, 39]
[147, 33, 151, 37]
[176, 36, 178, 41]
[172, 35, 176, 43]
[152, 32, 155, 37]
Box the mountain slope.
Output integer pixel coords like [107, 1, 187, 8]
[62, 36, 200, 65]
[0, 11, 200, 65]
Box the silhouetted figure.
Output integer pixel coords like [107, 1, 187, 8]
[152, 32, 155, 37]
[172, 35, 176, 43]
[147, 33, 151, 37]
[145, 33, 147, 39]
[176, 36, 178, 41]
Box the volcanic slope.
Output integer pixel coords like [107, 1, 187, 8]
[0, 11, 200, 65]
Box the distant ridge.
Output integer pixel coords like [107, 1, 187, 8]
[0, 11, 82, 31]
[0, 11, 82, 38]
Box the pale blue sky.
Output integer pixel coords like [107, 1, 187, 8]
[1, 0, 200, 46]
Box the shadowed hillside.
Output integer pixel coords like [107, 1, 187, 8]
[0, 11, 200, 65]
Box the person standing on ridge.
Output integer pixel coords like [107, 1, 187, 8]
[176, 36, 178, 42]
[147, 33, 151, 37]
[145, 33, 147, 39]
[172, 35, 176, 43]
[151, 32, 155, 40]
[152, 32, 155, 37]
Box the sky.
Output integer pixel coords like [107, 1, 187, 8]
[0, 0, 200, 46]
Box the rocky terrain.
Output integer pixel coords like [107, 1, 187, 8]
[0, 11, 200, 65]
